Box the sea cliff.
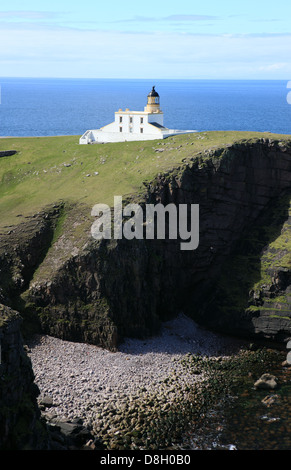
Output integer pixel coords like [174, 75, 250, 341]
[0, 135, 290, 350]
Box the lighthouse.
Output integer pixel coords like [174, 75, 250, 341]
[79, 86, 196, 144]
[144, 86, 161, 114]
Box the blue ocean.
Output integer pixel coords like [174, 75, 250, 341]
[0, 78, 291, 137]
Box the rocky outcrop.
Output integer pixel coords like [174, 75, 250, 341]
[0, 304, 48, 450]
[0, 150, 17, 158]
[0, 138, 290, 349]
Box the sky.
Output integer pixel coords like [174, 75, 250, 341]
[1, 0, 291, 79]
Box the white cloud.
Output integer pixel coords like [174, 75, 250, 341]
[0, 26, 291, 79]
[259, 63, 288, 71]
[114, 14, 219, 23]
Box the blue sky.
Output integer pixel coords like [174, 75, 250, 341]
[1, 0, 291, 78]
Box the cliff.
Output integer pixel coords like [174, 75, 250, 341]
[0, 304, 48, 449]
[0, 135, 290, 351]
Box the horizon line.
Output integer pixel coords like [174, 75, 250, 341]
[0, 76, 289, 81]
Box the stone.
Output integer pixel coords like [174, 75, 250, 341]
[261, 394, 280, 407]
[254, 373, 278, 390]
[282, 360, 291, 367]
[39, 395, 54, 408]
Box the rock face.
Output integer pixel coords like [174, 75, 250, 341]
[0, 138, 290, 350]
[0, 304, 48, 450]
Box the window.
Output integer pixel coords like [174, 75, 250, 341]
[140, 117, 143, 124]
[119, 116, 122, 123]
[119, 127, 122, 132]
[130, 117, 133, 123]
[140, 128, 143, 133]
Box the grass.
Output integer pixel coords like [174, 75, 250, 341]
[253, 199, 291, 290]
[1, 130, 290, 231]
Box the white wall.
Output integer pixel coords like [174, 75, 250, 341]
[87, 112, 164, 142]
[113, 112, 149, 135]
[90, 127, 164, 143]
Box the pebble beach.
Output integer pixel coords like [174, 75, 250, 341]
[26, 313, 244, 448]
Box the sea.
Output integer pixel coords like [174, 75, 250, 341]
[0, 78, 291, 137]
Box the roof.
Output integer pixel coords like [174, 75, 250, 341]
[148, 86, 159, 97]
[149, 122, 167, 129]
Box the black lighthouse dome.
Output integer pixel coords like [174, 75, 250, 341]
[148, 86, 159, 97]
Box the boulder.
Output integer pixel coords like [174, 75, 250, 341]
[39, 395, 54, 409]
[254, 373, 278, 390]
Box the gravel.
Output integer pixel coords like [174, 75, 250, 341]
[26, 313, 243, 430]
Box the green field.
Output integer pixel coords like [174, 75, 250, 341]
[0, 131, 290, 231]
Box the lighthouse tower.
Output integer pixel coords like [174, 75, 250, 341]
[144, 86, 162, 113]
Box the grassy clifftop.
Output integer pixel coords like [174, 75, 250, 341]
[1, 131, 290, 231]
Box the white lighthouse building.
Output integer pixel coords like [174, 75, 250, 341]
[79, 87, 196, 144]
